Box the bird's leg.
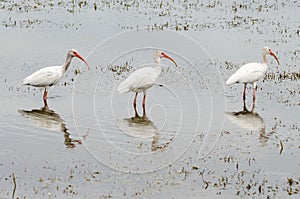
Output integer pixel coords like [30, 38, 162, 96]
[133, 92, 138, 117]
[142, 102, 146, 118]
[142, 93, 146, 109]
[251, 101, 255, 112]
[142, 93, 147, 118]
[243, 98, 247, 112]
[43, 88, 48, 100]
[253, 84, 257, 103]
[133, 92, 138, 108]
[242, 83, 247, 111]
[252, 83, 257, 112]
[243, 83, 247, 101]
[43, 98, 48, 108]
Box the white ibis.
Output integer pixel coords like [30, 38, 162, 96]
[226, 46, 280, 109]
[117, 50, 177, 113]
[22, 49, 89, 101]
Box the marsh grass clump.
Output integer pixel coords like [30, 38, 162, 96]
[263, 70, 300, 82]
[286, 178, 300, 195]
[108, 61, 133, 77]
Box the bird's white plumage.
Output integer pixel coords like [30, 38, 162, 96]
[226, 46, 279, 87]
[226, 62, 267, 85]
[22, 65, 64, 87]
[21, 49, 89, 100]
[225, 46, 279, 110]
[117, 66, 161, 93]
[117, 50, 177, 111]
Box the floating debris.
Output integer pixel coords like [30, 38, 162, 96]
[280, 140, 284, 154]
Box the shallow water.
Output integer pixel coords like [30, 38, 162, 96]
[0, 0, 299, 198]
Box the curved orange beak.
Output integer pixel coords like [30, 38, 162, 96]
[270, 50, 280, 65]
[162, 53, 178, 67]
[74, 52, 90, 70]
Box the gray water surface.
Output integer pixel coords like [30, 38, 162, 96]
[0, 0, 299, 198]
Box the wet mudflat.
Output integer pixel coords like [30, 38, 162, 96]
[0, 0, 299, 198]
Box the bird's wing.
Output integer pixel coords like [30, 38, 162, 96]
[226, 63, 265, 85]
[22, 66, 63, 87]
[117, 67, 159, 93]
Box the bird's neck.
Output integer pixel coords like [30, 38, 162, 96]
[262, 52, 268, 65]
[63, 55, 73, 72]
[154, 59, 162, 73]
[154, 57, 161, 64]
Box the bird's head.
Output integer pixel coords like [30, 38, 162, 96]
[154, 50, 178, 67]
[263, 46, 280, 65]
[69, 49, 90, 69]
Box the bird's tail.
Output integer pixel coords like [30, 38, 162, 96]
[20, 77, 30, 86]
[225, 75, 238, 86]
[117, 81, 129, 93]
[16, 80, 25, 91]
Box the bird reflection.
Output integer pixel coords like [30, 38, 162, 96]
[18, 100, 82, 148]
[226, 106, 270, 146]
[118, 106, 172, 151]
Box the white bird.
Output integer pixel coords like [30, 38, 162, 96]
[22, 49, 89, 101]
[117, 50, 177, 113]
[226, 46, 280, 109]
